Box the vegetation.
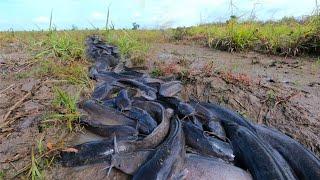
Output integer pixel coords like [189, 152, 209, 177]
[47, 87, 81, 131]
[174, 15, 320, 56]
[1, 15, 319, 59]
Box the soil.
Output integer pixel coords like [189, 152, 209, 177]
[0, 41, 319, 179]
[148, 43, 320, 156]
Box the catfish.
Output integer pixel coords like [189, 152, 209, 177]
[182, 121, 234, 161]
[183, 154, 252, 180]
[133, 118, 185, 180]
[255, 125, 320, 180]
[79, 119, 138, 139]
[159, 81, 182, 97]
[223, 122, 296, 180]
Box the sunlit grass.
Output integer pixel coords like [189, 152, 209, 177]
[48, 87, 81, 131]
[186, 16, 319, 56]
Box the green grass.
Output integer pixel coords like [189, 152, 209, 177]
[151, 67, 164, 77]
[27, 148, 43, 180]
[105, 30, 150, 66]
[182, 16, 320, 56]
[0, 171, 4, 180]
[37, 32, 85, 61]
[48, 87, 80, 131]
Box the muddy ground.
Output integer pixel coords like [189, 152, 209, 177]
[0, 42, 319, 179]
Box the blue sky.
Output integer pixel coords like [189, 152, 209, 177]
[0, 0, 317, 31]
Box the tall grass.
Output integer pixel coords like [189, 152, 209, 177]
[177, 15, 319, 56]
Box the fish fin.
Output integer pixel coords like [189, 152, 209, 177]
[107, 164, 114, 177]
[113, 135, 119, 154]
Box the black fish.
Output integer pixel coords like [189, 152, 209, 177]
[255, 125, 320, 180]
[60, 105, 172, 168]
[159, 81, 183, 97]
[115, 89, 132, 111]
[59, 139, 114, 167]
[198, 101, 256, 132]
[133, 118, 185, 180]
[140, 77, 164, 90]
[118, 79, 157, 100]
[92, 82, 121, 100]
[85, 35, 119, 67]
[177, 102, 195, 117]
[82, 100, 136, 126]
[79, 119, 138, 139]
[182, 121, 234, 161]
[125, 106, 158, 135]
[223, 122, 296, 180]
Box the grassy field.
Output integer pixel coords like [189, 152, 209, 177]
[1, 15, 319, 63]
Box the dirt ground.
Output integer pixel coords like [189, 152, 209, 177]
[0, 42, 319, 179]
[148, 43, 320, 156]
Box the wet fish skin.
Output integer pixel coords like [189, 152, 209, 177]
[183, 154, 253, 180]
[177, 102, 194, 117]
[117, 79, 158, 101]
[189, 115, 204, 130]
[223, 122, 295, 180]
[80, 103, 172, 159]
[59, 139, 114, 167]
[88, 66, 99, 79]
[187, 102, 226, 139]
[112, 150, 153, 175]
[91, 82, 120, 100]
[86, 36, 120, 63]
[133, 118, 185, 180]
[159, 81, 183, 97]
[255, 125, 320, 180]
[118, 70, 145, 78]
[191, 101, 214, 120]
[82, 100, 136, 127]
[60, 106, 171, 168]
[140, 77, 164, 90]
[204, 120, 226, 141]
[79, 119, 138, 139]
[198, 101, 256, 132]
[118, 79, 157, 93]
[117, 107, 173, 152]
[97, 71, 138, 81]
[125, 107, 158, 135]
[132, 100, 165, 124]
[102, 98, 116, 108]
[115, 89, 132, 111]
[182, 121, 234, 161]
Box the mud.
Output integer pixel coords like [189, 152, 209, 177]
[0, 41, 319, 179]
[148, 43, 320, 156]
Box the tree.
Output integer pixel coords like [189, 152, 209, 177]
[132, 22, 140, 30]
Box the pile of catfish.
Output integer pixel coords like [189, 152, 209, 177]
[59, 35, 320, 180]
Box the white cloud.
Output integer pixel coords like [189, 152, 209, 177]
[90, 11, 105, 21]
[33, 16, 50, 24]
[133, 11, 141, 18]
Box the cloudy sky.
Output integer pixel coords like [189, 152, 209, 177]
[0, 0, 317, 30]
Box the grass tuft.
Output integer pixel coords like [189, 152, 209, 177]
[45, 87, 81, 131]
[27, 148, 43, 180]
